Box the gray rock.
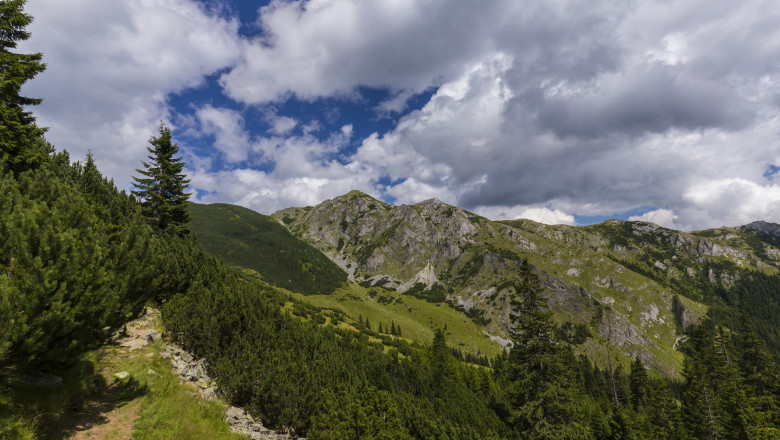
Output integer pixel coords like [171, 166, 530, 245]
[743, 220, 780, 237]
[146, 329, 161, 343]
[201, 386, 217, 400]
[114, 371, 130, 380]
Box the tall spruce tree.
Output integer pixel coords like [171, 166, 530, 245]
[0, 0, 48, 174]
[132, 123, 191, 236]
[681, 325, 724, 440]
[504, 260, 591, 439]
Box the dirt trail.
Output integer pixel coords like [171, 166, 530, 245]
[60, 309, 160, 439]
[67, 397, 140, 440]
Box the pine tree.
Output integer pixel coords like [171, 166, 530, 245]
[0, 0, 48, 174]
[430, 329, 456, 398]
[681, 325, 724, 440]
[629, 356, 648, 410]
[0, 166, 160, 371]
[712, 325, 753, 439]
[737, 313, 780, 435]
[390, 321, 397, 336]
[505, 260, 591, 439]
[508, 260, 555, 365]
[378, 322, 383, 334]
[739, 312, 774, 393]
[132, 123, 190, 236]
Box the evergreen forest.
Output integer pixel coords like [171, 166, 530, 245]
[1, 2, 779, 438]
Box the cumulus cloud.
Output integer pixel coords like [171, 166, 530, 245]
[189, 163, 378, 214]
[339, 0, 780, 229]
[384, 178, 458, 206]
[23, 0, 780, 230]
[196, 106, 252, 162]
[475, 205, 576, 226]
[681, 179, 780, 229]
[186, 107, 372, 212]
[269, 116, 298, 135]
[219, 0, 504, 103]
[22, 0, 240, 186]
[629, 209, 680, 229]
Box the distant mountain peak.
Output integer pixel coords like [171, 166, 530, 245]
[415, 197, 446, 207]
[743, 220, 780, 237]
[342, 190, 375, 199]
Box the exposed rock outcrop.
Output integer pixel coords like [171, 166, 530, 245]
[128, 308, 299, 439]
[164, 342, 299, 439]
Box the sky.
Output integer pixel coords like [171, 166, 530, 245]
[18, 0, 780, 230]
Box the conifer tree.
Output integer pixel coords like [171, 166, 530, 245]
[737, 313, 780, 434]
[713, 325, 753, 439]
[431, 329, 456, 398]
[505, 260, 590, 439]
[0, 0, 48, 174]
[738, 312, 775, 393]
[629, 356, 648, 410]
[132, 123, 190, 236]
[681, 325, 724, 440]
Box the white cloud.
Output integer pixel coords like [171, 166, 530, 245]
[269, 116, 298, 135]
[186, 111, 374, 213]
[219, 0, 503, 104]
[189, 165, 378, 214]
[22, 0, 240, 187]
[475, 205, 576, 225]
[384, 178, 457, 206]
[681, 179, 780, 228]
[629, 209, 679, 229]
[196, 105, 252, 162]
[351, 54, 512, 190]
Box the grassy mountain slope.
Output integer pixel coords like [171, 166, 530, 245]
[188, 203, 347, 295]
[271, 191, 780, 377]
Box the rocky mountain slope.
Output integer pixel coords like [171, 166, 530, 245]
[272, 191, 780, 376]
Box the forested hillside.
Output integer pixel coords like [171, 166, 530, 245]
[188, 202, 346, 295]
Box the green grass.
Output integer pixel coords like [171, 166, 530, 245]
[130, 345, 245, 440]
[188, 202, 347, 295]
[288, 282, 504, 359]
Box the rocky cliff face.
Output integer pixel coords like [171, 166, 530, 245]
[273, 192, 780, 376]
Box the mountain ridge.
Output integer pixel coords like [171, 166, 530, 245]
[269, 191, 780, 377]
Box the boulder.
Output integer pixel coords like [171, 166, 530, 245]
[146, 329, 161, 343]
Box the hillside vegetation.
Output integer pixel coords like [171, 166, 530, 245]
[188, 202, 347, 295]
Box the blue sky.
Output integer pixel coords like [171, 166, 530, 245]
[20, 0, 780, 230]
